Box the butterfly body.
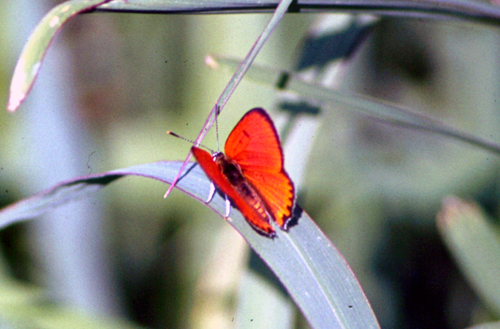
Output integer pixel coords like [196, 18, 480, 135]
[192, 108, 294, 237]
[215, 152, 272, 222]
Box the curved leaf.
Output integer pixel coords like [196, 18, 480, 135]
[437, 197, 500, 317]
[0, 161, 379, 328]
[8, 0, 112, 112]
[97, 0, 500, 27]
[208, 54, 500, 156]
[10, 0, 500, 113]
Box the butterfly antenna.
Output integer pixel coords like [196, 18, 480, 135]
[167, 131, 215, 153]
[215, 105, 221, 152]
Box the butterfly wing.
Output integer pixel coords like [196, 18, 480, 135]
[224, 108, 295, 229]
[191, 146, 276, 237]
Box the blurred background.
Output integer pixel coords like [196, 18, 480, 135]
[1, 0, 500, 328]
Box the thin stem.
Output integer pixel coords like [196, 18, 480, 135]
[98, 0, 500, 27]
[164, 0, 294, 198]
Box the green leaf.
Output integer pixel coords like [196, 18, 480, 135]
[96, 0, 500, 27]
[0, 161, 380, 328]
[207, 54, 500, 156]
[437, 197, 500, 316]
[12, 0, 500, 113]
[0, 278, 142, 329]
[8, 0, 113, 112]
[466, 321, 500, 329]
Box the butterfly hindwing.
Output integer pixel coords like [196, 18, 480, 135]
[191, 146, 276, 236]
[244, 169, 294, 228]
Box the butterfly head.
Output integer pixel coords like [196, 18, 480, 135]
[212, 152, 224, 162]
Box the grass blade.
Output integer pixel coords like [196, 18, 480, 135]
[437, 197, 500, 316]
[9, 0, 500, 112]
[7, 0, 113, 112]
[0, 161, 380, 328]
[97, 0, 500, 26]
[208, 55, 500, 156]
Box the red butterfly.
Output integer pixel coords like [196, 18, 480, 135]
[192, 108, 295, 237]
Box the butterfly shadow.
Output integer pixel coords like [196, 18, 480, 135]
[284, 203, 302, 232]
[248, 248, 289, 296]
[176, 161, 199, 184]
[278, 101, 321, 143]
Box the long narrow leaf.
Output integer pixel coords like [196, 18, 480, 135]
[466, 321, 500, 329]
[97, 0, 500, 26]
[437, 197, 500, 316]
[207, 55, 500, 156]
[0, 162, 380, 328]
[7, 0, 113, 112]
[10, 0, 500, 113]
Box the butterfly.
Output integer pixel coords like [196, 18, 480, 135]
[191, 108, 295, 237]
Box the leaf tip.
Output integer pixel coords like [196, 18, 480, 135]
[205, 55, 218, 69]
[437, 196, 481, 230]
[8, 58, 29, 112]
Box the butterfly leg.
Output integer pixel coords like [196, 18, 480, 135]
[206, 182, 216, 203]
[225, 195, 231, 218]
[206, 182, 231, 219]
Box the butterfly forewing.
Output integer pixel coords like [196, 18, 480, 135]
[224, 108, 295, 228]
[224, 109, 282, 169]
